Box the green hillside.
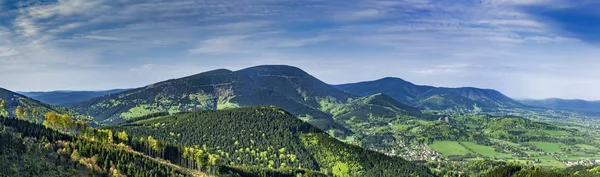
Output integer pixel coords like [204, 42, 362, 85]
[415, 89, 482, 111]
[334, 77, 433, 104]
[0, 87, 92, 123]
[0, 121, 98, 176]
[0, 116, 197, 177]
[106, 106, 434, 177]
[72, 65, 424, 138]
[19, 89, 129, 106]
[335, 78, 525, 112]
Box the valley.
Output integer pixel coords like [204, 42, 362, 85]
[1, 65, 600, 177]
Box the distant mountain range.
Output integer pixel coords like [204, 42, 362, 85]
[0, 87, 91, 121]
[19, 89, 129, 106]
[335, 77, 524, 112]
[70, 65, 425, 138]
[520, 98, 600, 114]
[6, 65, 597, 127]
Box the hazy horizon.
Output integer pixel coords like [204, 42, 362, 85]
[3, 64, 597, 101]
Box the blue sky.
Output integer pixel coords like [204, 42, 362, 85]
[0, 0, 599, 100]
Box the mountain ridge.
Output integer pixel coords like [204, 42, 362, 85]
[0, 87, 92, 122]
[106, 106, 435, 177]
[71, 65, 422, 139]
[520, 98, 600, 114]
[19, 89, 129, 106]
[335, 77, 524, 111]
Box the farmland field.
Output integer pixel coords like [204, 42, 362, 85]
[544, 130, 571, 137]
[461, 142, 512, 158]
[530, 142, 562, 153]
[430, 141, 471, 156]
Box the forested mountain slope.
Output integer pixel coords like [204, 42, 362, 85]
[107, 106, 435, 177]
[0, 87, 91, 122]
[72, 65, 424, 136]
[0, 121, 98, 176]
[0, 116, 197, 177]
[334, 77, 434, 103]
[335, 77, 524, 111]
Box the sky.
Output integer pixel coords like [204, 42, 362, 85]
[0, 0, 599, 100]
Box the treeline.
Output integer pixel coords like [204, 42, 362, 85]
[435, 115, 589, 145]
[2, 110, 327, 177]
[480, 164, 600, 177]
[107, 106, 435, 177]
[0, 121, 94, 176]
[107, 107, 322, 170]
[431, 159, 600, 177]
[0, 115, 192, 177]
[301, 133, 434, 177]
[2, 106, 435, 177]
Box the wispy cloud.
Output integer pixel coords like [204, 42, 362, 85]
[80, 35, 130, 42]
[0, 0, 599, 99]
[412, 64, 471, 76]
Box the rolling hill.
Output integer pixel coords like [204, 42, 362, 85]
[0, 115, 201, 177]
[72, 65, 424, 135]
[335, 77, 524, 111]
[520, 98, 600, 113]
[334, 77, 433, 103]
[19, 89, 129, 106]
[0, 87, 91, 121]
[106, 106, 434, 177]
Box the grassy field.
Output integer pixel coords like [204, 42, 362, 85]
[461, 142, 512, 158]
[562, 155, 600, 161]
[530, 142, 562, 153]
[544, 130, 571, 137]
[430, 141, 471, 156]
[576, 144, 599, 150]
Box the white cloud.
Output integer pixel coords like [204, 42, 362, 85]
[189, 35, 250, 54]
[483, 0, 554, 5]
[0, 0, 599, 100]
[13, 16, 39, 37]
[80, 35, 130, 42]
[188, 33, 328, 55]
[0, 46, 19, 57]
[476, 19, 545, 28]
[334, 9, 386, 21]
[412, 64, 470, 76]
[129, 64, 155, 72]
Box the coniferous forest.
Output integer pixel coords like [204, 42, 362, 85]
[2, 66, 600, 177]
[3, 0, 600, 175]
[107, 106, 433, 177]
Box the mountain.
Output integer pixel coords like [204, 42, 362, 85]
[520, 98, 600, 113]
[106, 106, 434, 177]
[335, 77, 433, 103]
[335, 77, 524, 111]
[72, 65, 423, 135]
[0, 118, 99, 176]
[0, 115, 201, 177]
[0, 87, 91, 121]
[19, 89, 129, 106]
[236, 65, 353, 106]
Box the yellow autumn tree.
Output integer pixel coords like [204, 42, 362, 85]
[116, 131, 129, 142]
[43, 112, 59, 128]
[15, 106, 23, 119]
[43, 112, 75, 132]
[23, 107, 28, 120]
[31, 108, 38, 122]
